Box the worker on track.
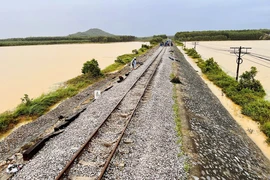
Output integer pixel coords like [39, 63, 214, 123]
[131, 57, 137, 70]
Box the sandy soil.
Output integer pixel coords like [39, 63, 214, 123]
[185, 40, 270, 100]
[0, 42, 146, 113]
[179, 47, 270, 161]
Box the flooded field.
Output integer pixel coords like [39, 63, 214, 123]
[0, 42, 145, 113]
[185, 40, 270, 100]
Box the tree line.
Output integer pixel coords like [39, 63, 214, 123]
[175, 29, 270, 41]
[150, 34, 168, 44]
[0, 36, 136, 46]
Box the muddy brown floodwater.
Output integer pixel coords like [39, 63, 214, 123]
[185, 40, 270, 100]
[0, 42, 146, 113]
[178, 46, 270, 161]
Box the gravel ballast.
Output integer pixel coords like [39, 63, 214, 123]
[12, 47, 164, 179]
[64, 47, 165, 178]
[104, 47, 187, 179]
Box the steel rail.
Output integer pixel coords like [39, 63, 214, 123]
[97, 48, 166, 180]
[55, 47, 165, 180]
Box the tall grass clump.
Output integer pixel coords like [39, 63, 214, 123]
[184, 48, 270, 143]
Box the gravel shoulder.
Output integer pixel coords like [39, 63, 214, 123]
[173, 46, 270, 179]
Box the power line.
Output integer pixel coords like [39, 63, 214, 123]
[248, 53, 270, 62]
[243, 57, 270, 69]
[250, 52, 270, 59]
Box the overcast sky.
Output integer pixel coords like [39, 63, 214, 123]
[0, 0, 270, 38]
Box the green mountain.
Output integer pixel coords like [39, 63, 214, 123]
[69, 28, 115, 37]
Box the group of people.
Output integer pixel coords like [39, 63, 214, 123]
[160, 41, 173, 46]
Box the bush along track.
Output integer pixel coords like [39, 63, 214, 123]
[0, 44, 153, 136]
[183, 47, 270, 143]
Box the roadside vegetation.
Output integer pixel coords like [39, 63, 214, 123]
[175, 29, 270, 41]
[0, 36, 136, 47]
[182, 46, 270, 143]
[0, 44, 153, 135]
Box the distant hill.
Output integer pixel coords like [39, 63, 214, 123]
[69, 28, 115, 37]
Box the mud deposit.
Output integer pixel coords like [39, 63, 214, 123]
[173, 47, 270, 179]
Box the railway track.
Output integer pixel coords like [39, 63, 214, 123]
[55, 47, 166, 179]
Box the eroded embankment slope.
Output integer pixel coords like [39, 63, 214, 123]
[173, 46, 270, 179]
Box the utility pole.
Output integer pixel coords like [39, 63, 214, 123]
[192, 42, 199, 50]
[230, 46, 251, 81]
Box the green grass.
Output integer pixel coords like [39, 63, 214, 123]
[0, 44, 153, 134]
[172, 85, 181, 137]
[184, 161, 190, 172]
[184, 48, 270, 143]
[172, 82, 185, 158]
[102, 63, 125, 74]
[262, 122, 270, 144]
[102, 45, 152, 74]
[13, 86, 78, 117]
[170, 73, 175, 80]
[174, 40, 184, 46]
